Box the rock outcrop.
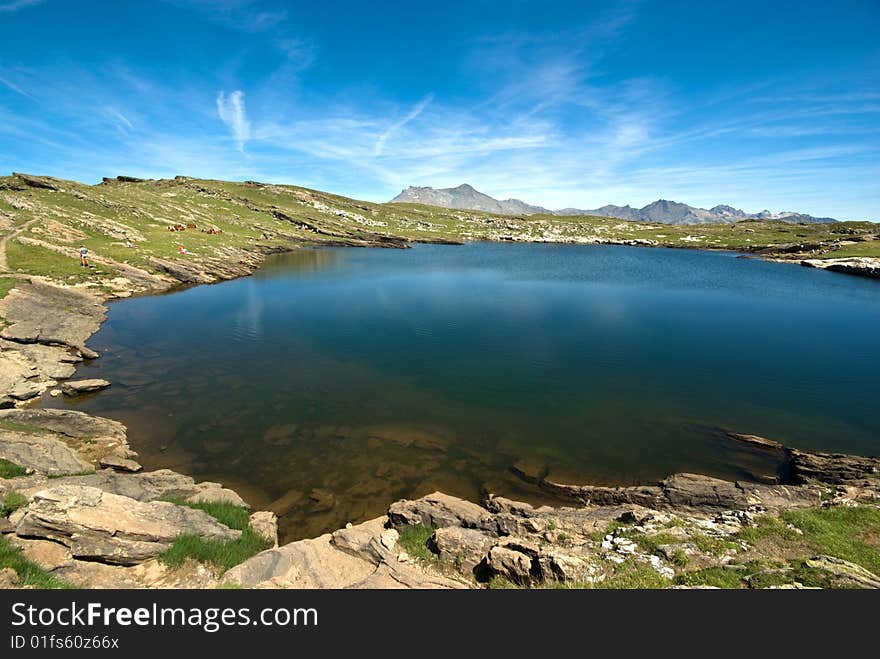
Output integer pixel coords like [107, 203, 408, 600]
[223, 515, 467, 589]
[15, 485, 241, 565]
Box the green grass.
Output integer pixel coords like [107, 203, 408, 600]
[590, 559, 671, 589]
[622, 531, 681, 555]
[675, 566, 745, 589]
[46, 469, 95, 479]
[0, 419, 48, 435]
[397, 524, 436, 562]
[5, 240, 97, 281]
[158, 498, 269, 573]
[691, 534, 740, 556]
[160, 529, 270, 573]
[736, 514, 800, 544]
[0, 458, 27, 479]
[160, 497, 251, 530]
[781, 506, 880, 575]
[1, 492, 28, 516]
[0, 535, 72, 589]
[0, 277, 16, 300]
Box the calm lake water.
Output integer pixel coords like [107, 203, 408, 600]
[48, 243, 880, 540]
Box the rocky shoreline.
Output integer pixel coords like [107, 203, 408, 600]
[1, 212, 879, 588]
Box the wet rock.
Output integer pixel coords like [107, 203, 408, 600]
[308, 488, 336, 512]
[268, 489, 304, 517]
[99, 455, 143, 473]
[61, 379, 111, 395]
[510, 457, 548, 484]
[15, 485, 240, 566]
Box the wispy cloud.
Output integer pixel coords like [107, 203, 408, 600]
[0, 75, 34, 98]
[0, 0, 45, 12]
[216, 90, 251, 151]
[373, 94, 434, 156]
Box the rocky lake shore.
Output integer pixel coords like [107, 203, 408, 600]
[1, 172, 879, 589]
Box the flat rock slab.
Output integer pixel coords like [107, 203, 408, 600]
[0, 432, 92, 476]
[62, 379, 111, 395]
[224, 534, 376, 588]
[4, 469, 249, 508]
[225, 515, 467, 589]
[0, 281, 105, 351]
[15, 484, 241, 566]
[99, 455, 143, 472]
[0, 408, 126, 443]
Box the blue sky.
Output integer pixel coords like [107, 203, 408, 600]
[1, 0, 878, 219]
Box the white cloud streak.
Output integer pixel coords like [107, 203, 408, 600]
[0, 0, 45, 12]
[373, 93, 434, 156]
[216, 90, 251, 151]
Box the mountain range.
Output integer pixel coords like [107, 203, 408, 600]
[390, 184, 839, 225]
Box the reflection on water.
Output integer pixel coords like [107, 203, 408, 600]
[47, 244, 880, 542]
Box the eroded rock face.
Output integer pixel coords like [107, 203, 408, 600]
[790, 450, 880, 486]
[0, 408, 130, 469]
[387, 491, 496, 530]
[15, 485, 240, 566]
[223, 515, 468, 590]
[0, 432, 92, 476]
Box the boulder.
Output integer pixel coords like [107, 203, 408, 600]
[428, 526, 495, 573]
[61, 379, 111, 396]
[249, 511, 278, 548]
[15, 485, 240, 566]
[223, 534, 376, 588]
[483, 545, 534, 584]
[387, 491, 495, 530]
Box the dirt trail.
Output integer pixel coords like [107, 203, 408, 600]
[0, 216, 40, 272]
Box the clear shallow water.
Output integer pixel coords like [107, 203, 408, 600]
[49, 243, 880, 540]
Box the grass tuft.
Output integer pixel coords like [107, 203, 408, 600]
[0, 458, 27, 479]
[0, 535, 72, 589]
[397, 524, 436, 562]
[157, 498, 268, 573]
[1, 492, 28, 517]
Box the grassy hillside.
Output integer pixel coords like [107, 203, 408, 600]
[0, 173, 877, 295]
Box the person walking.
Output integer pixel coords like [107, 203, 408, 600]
[79, 245, 89, 267]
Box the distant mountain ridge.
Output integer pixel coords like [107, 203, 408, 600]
[391, 184, 839, 225]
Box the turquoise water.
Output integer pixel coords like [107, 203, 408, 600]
[50, 243, 880, 540]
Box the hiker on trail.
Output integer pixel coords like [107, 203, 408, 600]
[79, 245, 89, 267]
